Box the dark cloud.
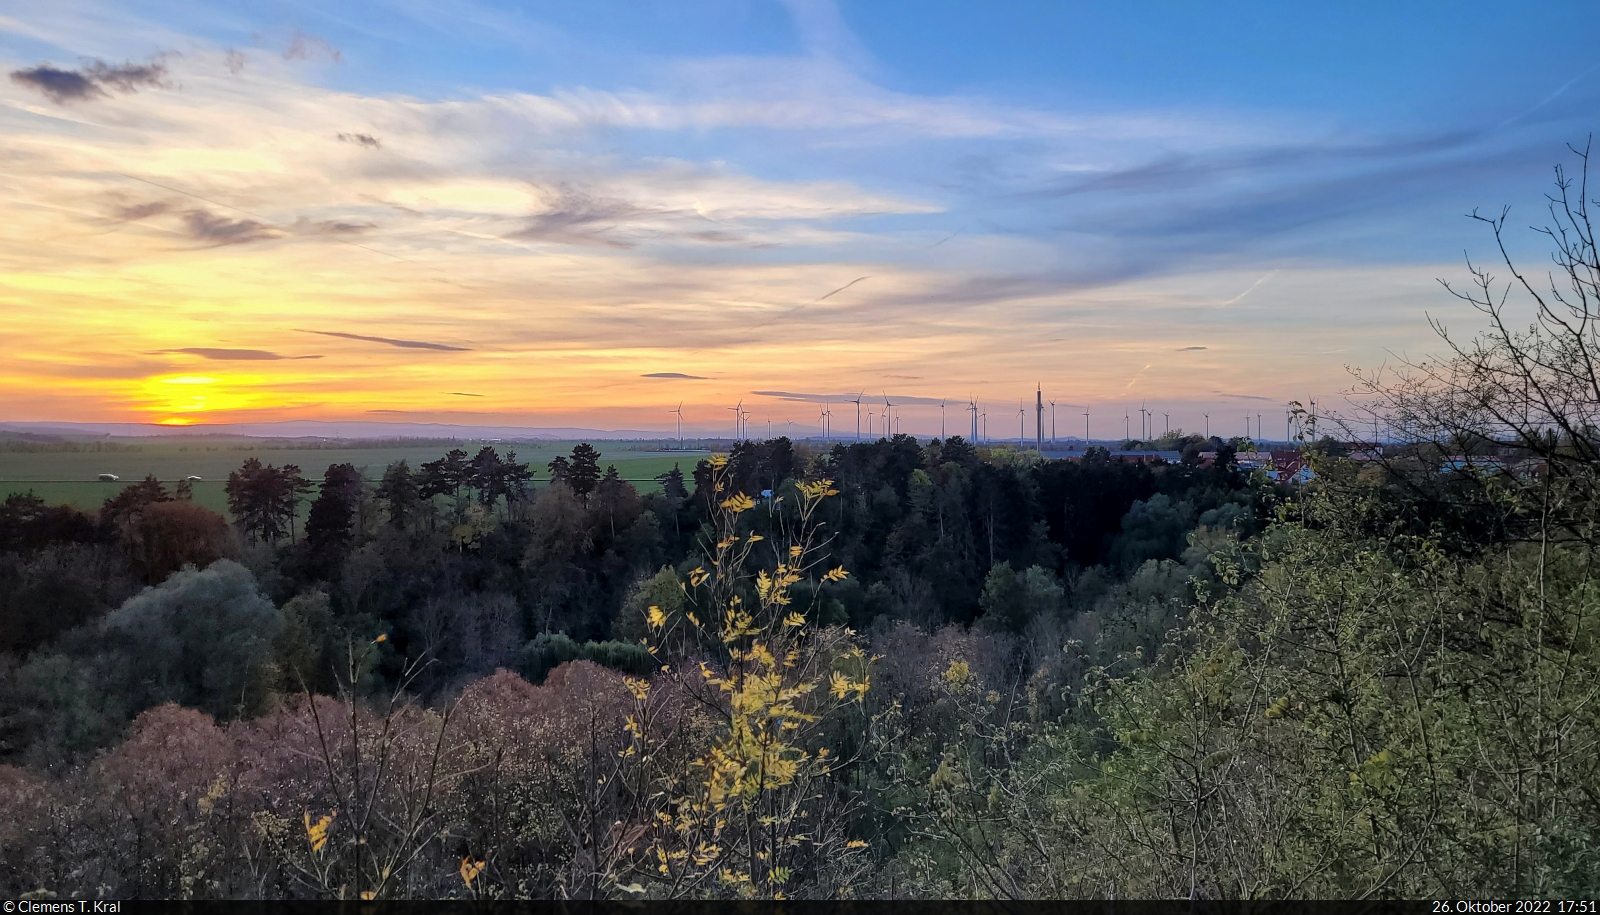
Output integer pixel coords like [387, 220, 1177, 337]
[509, 188, 648, 248]
[284, 30, 341, 63]
[9, 65, 102, 103]
[83, 60, 169, 93]
[116, 201, 171, 221]
[337, 132, 382, 149]
[1176, 346, 1208, 351]
[295, 218, 376, 235]
[754, 390, 951, 407]
[182, 210, 281, 246]
[446, 391, 484, 396]
[1213, 391, 1276, 402]
[689, 230, 742, 243]
[643, 372, 708, 380]
[298, 330, 470, 352]
[150, 348, 323, 361]
[8, 58, 168, 104]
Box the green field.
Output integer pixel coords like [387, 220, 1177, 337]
[0, 439, 711, 516]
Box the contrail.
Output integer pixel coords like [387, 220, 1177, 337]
[1499, 62, 1600, 128]
[1124, 363, 1152, 390]
[815, 275, 871, 302]
[1221, 270, 1276, 307]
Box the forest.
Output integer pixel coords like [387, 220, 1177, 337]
[2, 153, 1599, 901]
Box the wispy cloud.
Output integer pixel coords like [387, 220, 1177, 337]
[337, 132, 381, 148]
[509, 187, 649, 247]
[1176, 345, 1208, 351]
[115, 200, 171, 221]
[643, 372, 708, 379]
[283, 30, 341, 63]
[297, 330, 470, 352]
[182, 210, 280, 246]
[150, 347, 323, 360]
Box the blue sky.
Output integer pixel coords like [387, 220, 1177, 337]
[1, 0, 1596, 435]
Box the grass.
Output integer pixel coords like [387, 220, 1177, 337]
[0, 438, 711, 515]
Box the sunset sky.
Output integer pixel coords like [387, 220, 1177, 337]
[2, 1, 1596, 437]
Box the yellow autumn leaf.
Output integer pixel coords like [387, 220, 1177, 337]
[360, 891, 376, 900]
[824, 566, 850, 582]
[303, 810, 334, 852]
[783, 612, 806, 627]
[646, 604, 667, 630]
[460, 857, 485, 888]
[829, 671, 851, 700]
[720, 493, 755, 513]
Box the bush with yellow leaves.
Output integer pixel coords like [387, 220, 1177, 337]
[620, 455, 878, 898]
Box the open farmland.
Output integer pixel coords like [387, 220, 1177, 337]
[0, 438, 709, 516]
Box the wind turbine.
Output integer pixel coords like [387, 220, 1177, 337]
[1049, 400, 1056, 448]
[969, 397, 978, 441]
[851, 391, 864, 442]
[1017, 400, 1026, 448]
[1035, 385, 1043, 452]
[1083, 407, 1090, 442]
[672, 402, 684, 450]
[939, 399, 946, 439]
[1258, 413, 1263, 444]
[980, 408, 987, 444]
[730, 402, 742, 441]
[867, 407, 874, 439]
[1124, 408, 1131, 441]
[1164, 412, 1170, 436]
[882, 392, 894, 439]
[1204, 413, 1210, 439]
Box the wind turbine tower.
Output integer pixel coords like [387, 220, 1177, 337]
[1035, 385, 1044, 452]
[969, 398, 978, 441]
[939, 399, 946, 439]
[1017, 400, 1025, 447]
[851, 391, 864, 442]
[672, 402, 684, 450]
